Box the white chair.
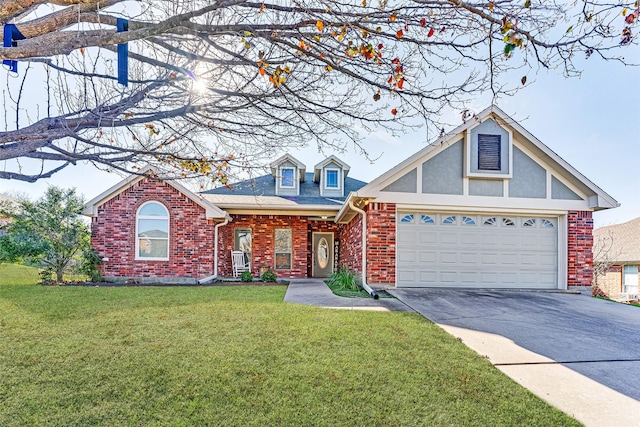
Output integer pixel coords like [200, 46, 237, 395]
[231, 250, 250, 277]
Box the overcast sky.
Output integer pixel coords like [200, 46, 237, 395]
[1, 48, 638, 229]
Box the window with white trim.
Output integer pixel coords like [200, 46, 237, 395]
[136, 201, 169, 260]
[325, 169, 340, 189]
[275, 229, 292, 270]
[280, 168, 295, 188]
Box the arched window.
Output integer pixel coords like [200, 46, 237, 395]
[136, 201, 169, 260]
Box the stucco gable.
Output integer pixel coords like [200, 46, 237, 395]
[350, 105, 617, 209]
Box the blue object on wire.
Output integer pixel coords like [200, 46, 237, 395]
[3, 24, 26, 73]
[116, 18, 128, 86]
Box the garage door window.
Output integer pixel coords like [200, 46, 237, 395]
[443, 215, 457, 225]
[483, 217, 497, 226]
[541, 219, 555, 228]
[462, 216, 476, 225]
[502, 218, 515, 227]
[400, 214, 415, 223]
[420, 215, 435, 224]
[523, 219, 536, 227]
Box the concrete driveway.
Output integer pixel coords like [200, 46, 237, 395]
[389, 289, 640, 425]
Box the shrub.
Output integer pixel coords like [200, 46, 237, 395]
[240, 270, 253, 282]
[261, 269, 277, 282]
[327, 267, 360, 291]
[80, 248, 103, 282]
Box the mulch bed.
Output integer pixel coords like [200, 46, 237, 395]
[43, 281, 289, 287]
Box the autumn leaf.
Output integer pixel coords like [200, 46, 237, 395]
[391, 108, 398, 116]
[259, 67, 266, 76]
[373, 91, 381, 101]
[316, 20, 324, 31]
[521, 76, 527, 85]
[79, 48, 85, 55]
[489, 2, 494, 11]
[396, 29, 404, 39]
[397, 78, 405, 89]
[390, 13, 397, 22]
[420, 17, 427, 27]
[524, 0, 531, 7]
[428, 28, 435, 37]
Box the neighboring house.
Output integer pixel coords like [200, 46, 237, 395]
[593, 217, 640, 300]
[84, 105, 618, 289]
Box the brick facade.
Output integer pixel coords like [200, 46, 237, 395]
[365, 202, 396, 285]
[217, 215, 338, 278]
[567, 210, 594, 288]
[336, 214, 363, 273]
[91, 178, 215, 282]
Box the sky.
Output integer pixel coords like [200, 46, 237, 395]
[1, 46, 638, 229]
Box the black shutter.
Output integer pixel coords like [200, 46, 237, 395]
[478, 134, 501, 171]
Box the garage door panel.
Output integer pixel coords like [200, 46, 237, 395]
[441, 252, 457, 264]
[440, 233, 458, 244]
[419, 231, 438, 244]
[397, 212, 558, 289]
[419, 251, 438, 263]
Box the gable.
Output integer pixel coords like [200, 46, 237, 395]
[83, 168, 228, 220]
[344, 106, 616, 215]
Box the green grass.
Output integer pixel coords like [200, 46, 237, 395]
[0, 264, 580, 426]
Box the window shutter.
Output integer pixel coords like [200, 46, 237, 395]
[478, 134, 501, 171]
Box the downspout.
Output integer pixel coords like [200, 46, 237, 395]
[348, 200, 379, 299]
[198, 217, 229, 284]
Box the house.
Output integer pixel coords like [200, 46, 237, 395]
[592, 217, 640, 300]
[83, 106, 618, 289]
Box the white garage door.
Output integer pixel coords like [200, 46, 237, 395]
[397, 212, 558, 288]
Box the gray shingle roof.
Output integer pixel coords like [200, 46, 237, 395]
[201, 172, 367, 206]
[593, 217, 640, 264]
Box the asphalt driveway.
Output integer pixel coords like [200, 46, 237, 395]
[389, 289, 640, 401]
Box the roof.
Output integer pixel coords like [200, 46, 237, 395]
[83, 166, 229, 220]
[201, 172, 367, 212]
[336, 105, 619, 222]
[593, 217, 640, 264]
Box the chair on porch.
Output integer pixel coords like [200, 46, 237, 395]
[231, 250, 250, 277]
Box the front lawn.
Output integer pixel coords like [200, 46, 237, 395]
[0, 265, 579, 426]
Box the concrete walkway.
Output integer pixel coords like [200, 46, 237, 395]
[284, 279, 412, 311]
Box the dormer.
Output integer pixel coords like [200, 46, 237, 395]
[313, 155, 350, 197]
[270, 154, 306, 196]
[465, 118, 512, 179]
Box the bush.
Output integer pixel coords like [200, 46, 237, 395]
[80, 248, 103, 282]
[327, 267, 360, 291]
[240, 270, 253, 282]
[261, 269, 277, 282]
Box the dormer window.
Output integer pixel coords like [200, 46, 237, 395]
[325, 169, 340, 189]
[281, 167, 295, 188]
[478, 134, 501, 171]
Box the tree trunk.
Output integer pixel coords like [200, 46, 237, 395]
[56, 268, 64, 282]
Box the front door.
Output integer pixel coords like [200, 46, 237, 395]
[312, 233, 333, 278]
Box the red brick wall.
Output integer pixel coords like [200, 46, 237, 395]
[218, 215, 337, 278]
[337, 215, 363, 273]
[91, 178, 215, 280]
[366, 202, 396, 285]
[567, 210, 593, 287]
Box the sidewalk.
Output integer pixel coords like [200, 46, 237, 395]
[283, 279, 412, 311]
